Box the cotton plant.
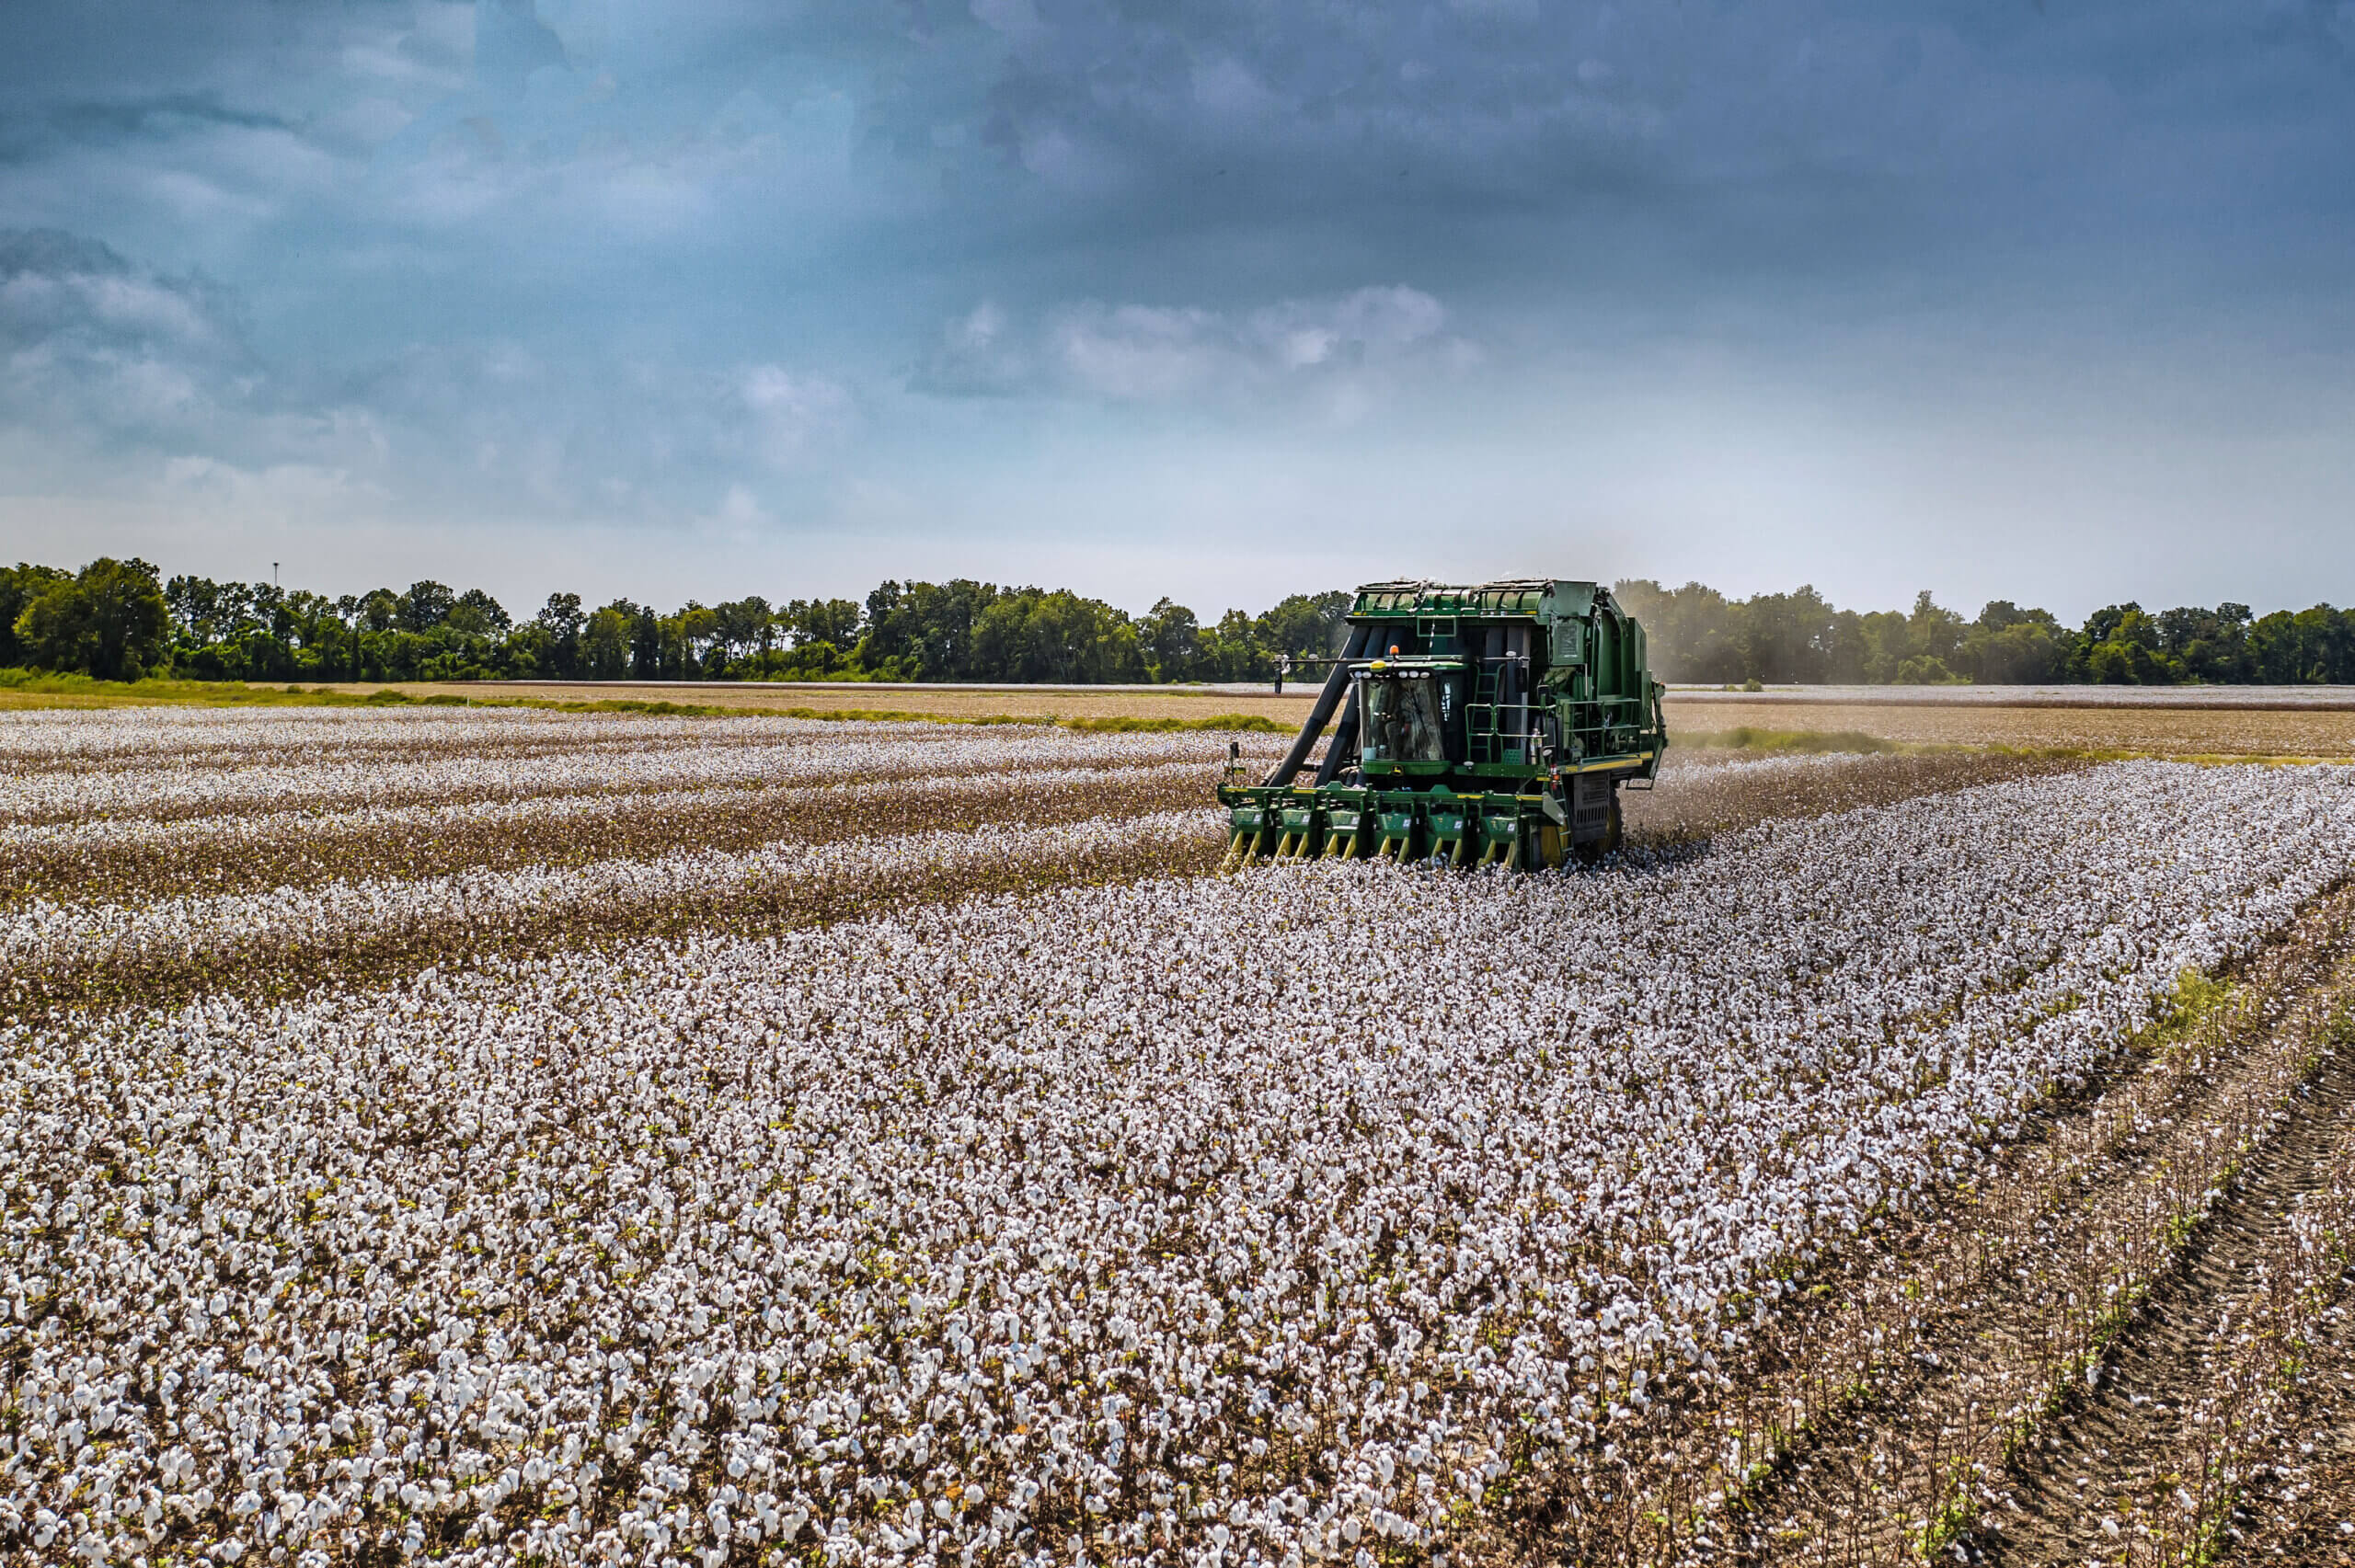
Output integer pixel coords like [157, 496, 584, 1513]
[5, 748, 2355, 1565]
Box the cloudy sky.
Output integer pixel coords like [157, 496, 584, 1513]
[2, 1, 2351, 620]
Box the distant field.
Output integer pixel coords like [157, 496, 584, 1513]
[304, 679, 1326, 725]
[1669, 697, 2355, 757]
[1671, 682, 2355, 708]
[7, 674, 2351, 756]
[359, 680, 2355, 757]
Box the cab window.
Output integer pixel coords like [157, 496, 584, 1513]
[1361, 675, 1444, 762]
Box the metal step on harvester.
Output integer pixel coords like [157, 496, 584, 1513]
[1217, 578, 1668, 871]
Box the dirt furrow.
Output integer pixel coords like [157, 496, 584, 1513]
[1976, 1053, 2354, 1562]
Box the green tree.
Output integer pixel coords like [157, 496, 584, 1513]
[1201, 608, 1264, 681]
[2150, 602, 2245, 682]
[970, 589, 1144, 682]
[0, 564, 72, 666]
[671, 604, 721, 678]
[1901, 590, 1968, 681]
[1818, 609, 1871, 682]
[398, 580, 455, 633]
[859, 579, 1001, 680]
[1137, 598, 1205, 682]
[786, 597, 862, 650]
[2079, 605, 2175, 683]
[581, 606, 633, 679]
[633, 606, 664, 678]
[711, 597, 775, 670]
[1960, 602, 2069, 683]
[15, 557, 170, 680]
[1735, 586, 1842, 683]
[536, 593, 586, 678]
[447, 589, 511, 635]
[1611, 580, 1742, 683]
[1254, 592, 1353, 662]
[2247, 605, 2353, 684]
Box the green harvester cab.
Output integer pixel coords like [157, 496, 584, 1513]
[1216, 578, 1666, 870]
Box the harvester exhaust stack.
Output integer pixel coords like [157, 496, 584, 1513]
[1219, 578, 1666, 872]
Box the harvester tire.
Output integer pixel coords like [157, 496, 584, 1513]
[1573, 795, 1624, 865]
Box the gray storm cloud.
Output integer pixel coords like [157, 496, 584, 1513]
[0, 1, 2349, 612]
[0, 230, 254, 443]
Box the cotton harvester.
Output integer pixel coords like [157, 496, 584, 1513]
[1217, 579, 1667, 870]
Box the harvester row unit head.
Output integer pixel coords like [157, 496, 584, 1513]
[1217, 578, 1667, 871]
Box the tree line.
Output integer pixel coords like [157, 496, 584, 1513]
[1610, 581, 2355, 686]
[0, 558, 1353, 684]
[6, 556, 2353, 687]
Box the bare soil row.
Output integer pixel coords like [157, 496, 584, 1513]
[1621, 749, 2092, 844]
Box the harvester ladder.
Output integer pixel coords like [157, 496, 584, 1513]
[1468, 666, 1503, 765]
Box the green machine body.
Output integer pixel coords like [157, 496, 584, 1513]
[1216, 578, 1667, 869]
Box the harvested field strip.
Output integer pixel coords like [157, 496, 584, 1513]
[0, 758, 1221, 903]
[0, 807, 1228, 1013]
[321, 676, 1328, 725]
[1566, 881, 2355, 1565]
[1661, 700, 2355, 760]
[0, 732, 852, 780]
[1622, 748, 2094, 844]
[0, 710, 1291, 772]
[1973, 1056, 2355, 1563]
[0, 670, 1321, 727]
[2206, 1257, 2355, 1562]
[0, 725, 766, 773]
[1672, 727, 1902, 754]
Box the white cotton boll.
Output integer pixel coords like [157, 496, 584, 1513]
[15, 716, 2355, 1567]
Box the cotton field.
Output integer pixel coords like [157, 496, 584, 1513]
[5, 708, 2354, 1567]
